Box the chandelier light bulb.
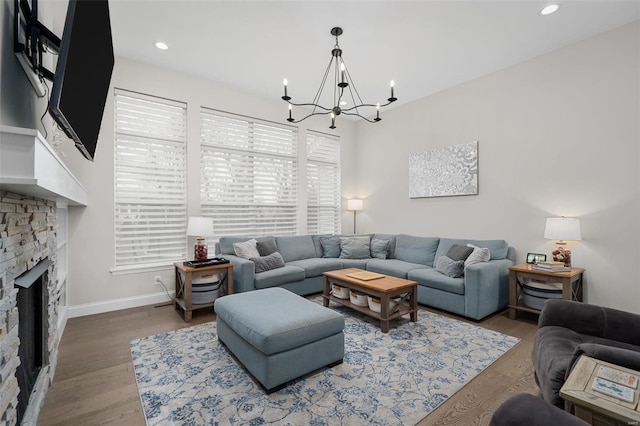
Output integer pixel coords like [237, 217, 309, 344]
[390, 80, 395, 87]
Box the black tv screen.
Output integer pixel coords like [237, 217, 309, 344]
[49, 0, 114, 161]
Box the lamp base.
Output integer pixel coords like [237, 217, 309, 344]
[551, 246, 572, 267]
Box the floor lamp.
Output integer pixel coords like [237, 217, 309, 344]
[347, 199, 363, 234]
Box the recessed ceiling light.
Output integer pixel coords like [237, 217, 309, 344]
[540, 4, 560, 16]
[154, 41, 169, 50]
[339, 101, 348, 106]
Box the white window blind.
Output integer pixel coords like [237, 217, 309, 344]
[200, 109, 298, 237]
[114, 89, 187, 267]
[306, 131, 341, 234]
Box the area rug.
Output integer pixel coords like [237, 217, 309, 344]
[130, 302, 519, 425]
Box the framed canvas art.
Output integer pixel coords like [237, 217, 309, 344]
[409, 141, 478, 198]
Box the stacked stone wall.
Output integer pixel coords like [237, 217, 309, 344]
[0, 191, 58, 425]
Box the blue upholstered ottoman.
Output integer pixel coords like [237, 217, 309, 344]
[215, 287, 345, 393]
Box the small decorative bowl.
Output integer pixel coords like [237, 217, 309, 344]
[350, 290, 368, 306]
[332, 284, 349, 299]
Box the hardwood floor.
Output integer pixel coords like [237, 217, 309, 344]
[38, 300, 540, 425]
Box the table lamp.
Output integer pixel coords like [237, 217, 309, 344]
[544, 217, 582, 267]
[187, 217, 215, 261]
[347, 199, 363, 234]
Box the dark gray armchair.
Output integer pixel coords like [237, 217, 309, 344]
[532, 299, 640, 408]
[490, 393, 588, 426]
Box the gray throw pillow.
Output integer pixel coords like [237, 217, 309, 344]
[339, 236, 372, 260]
[370, 238, 390, 259]
[256, 240, 277, 256]
[250, 252, 286, 273]
[436, 255, 465, 278]
[446, 244, 474, 261]
[320, 236, 341, 258]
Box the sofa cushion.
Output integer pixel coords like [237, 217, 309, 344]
[276, 235, 317, 262]
[219, 236, 275, 255]
[408, 268, 465, 295]
[319, 236, 341, 258]
[233, 239, 260, 259]
[435, 238, 509, 261]
[366, 259, 429, 278]
[256, 240, 278, 256]
[436, 255, 465, 278]
[373, 234, 397, 259]
[339, 259, 371, 269]
[339, 236, 372, 259]
[394, 234, 440, 266]
[370, 238, 390, 259]
[287, 258, 344, 278]
[254, 265, 306, 289]
[250, 252, 285, 273]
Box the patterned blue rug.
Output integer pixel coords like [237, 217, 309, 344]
[130, 301, 518, 425]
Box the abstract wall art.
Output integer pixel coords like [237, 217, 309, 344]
[409, 141, 478, 198]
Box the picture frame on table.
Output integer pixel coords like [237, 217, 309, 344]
[526, 253, 547, 264]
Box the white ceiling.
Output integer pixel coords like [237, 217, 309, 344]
[108, 1, 640, 117]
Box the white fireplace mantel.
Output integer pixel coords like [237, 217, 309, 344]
[0, 125, 87, 206]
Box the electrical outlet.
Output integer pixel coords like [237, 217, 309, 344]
[154, 276, 162, 285]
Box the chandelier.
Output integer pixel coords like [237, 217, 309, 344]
[282, 27, 397, 129]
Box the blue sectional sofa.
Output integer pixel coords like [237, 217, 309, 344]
[215, 234, 516, 320]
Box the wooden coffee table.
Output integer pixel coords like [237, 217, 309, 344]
[322, 268, 418, 333]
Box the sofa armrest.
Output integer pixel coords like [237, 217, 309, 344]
[567, 344, 640, 380]
[539, 300, 640, 345]
[463, 258, 513, 319]
[223, 254, 256, 293]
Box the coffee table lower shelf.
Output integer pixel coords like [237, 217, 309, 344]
[322, 294, 414, 323]
[322, 268, 418, 333]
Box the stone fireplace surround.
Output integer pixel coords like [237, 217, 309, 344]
[0, 191, 59, 425]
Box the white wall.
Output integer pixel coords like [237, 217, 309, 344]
[60, 57, 357, 311]
[354, 22, 640, 312]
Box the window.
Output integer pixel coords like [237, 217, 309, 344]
[114, 89, 187, 267]
[200, 109, 298, 237]
[306, 131, 341, 234]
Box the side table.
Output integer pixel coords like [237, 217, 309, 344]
[508, 263, 585, 319]
[174, 261, 234, 321]
[560, 356, 640, 425]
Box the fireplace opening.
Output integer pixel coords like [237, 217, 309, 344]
[14, 259, 51, 425]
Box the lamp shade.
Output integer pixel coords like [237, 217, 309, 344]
[544, 217, 582, 241]
[347, 199, 363, 211]
[186, 217, 215, 237]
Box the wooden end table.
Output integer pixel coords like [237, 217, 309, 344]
[560, 356, 640, 425]
[508, 263, 585, 319]
[322, 268, 418, 333]
[174, 261, 233, 321]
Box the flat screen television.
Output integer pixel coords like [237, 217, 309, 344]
[48, 0, 114, 161]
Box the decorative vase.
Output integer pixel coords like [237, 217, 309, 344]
[194, 237, 208, 261]
[551, 246, 572, 267]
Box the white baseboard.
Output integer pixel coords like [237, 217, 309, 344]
[67, 291, 175, 318]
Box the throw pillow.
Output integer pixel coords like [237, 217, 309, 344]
[256, 240, 277, 256]
[465, 243, 491, 267]
[436, 255, 465, 278]
[339, 236, 372, 260]
[250, 252, 286, 273]
[370, 238, 390, 259]
[233, 239, 260, 259]
[320, 236, 341, 258]
[446, 244, 474, 261]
